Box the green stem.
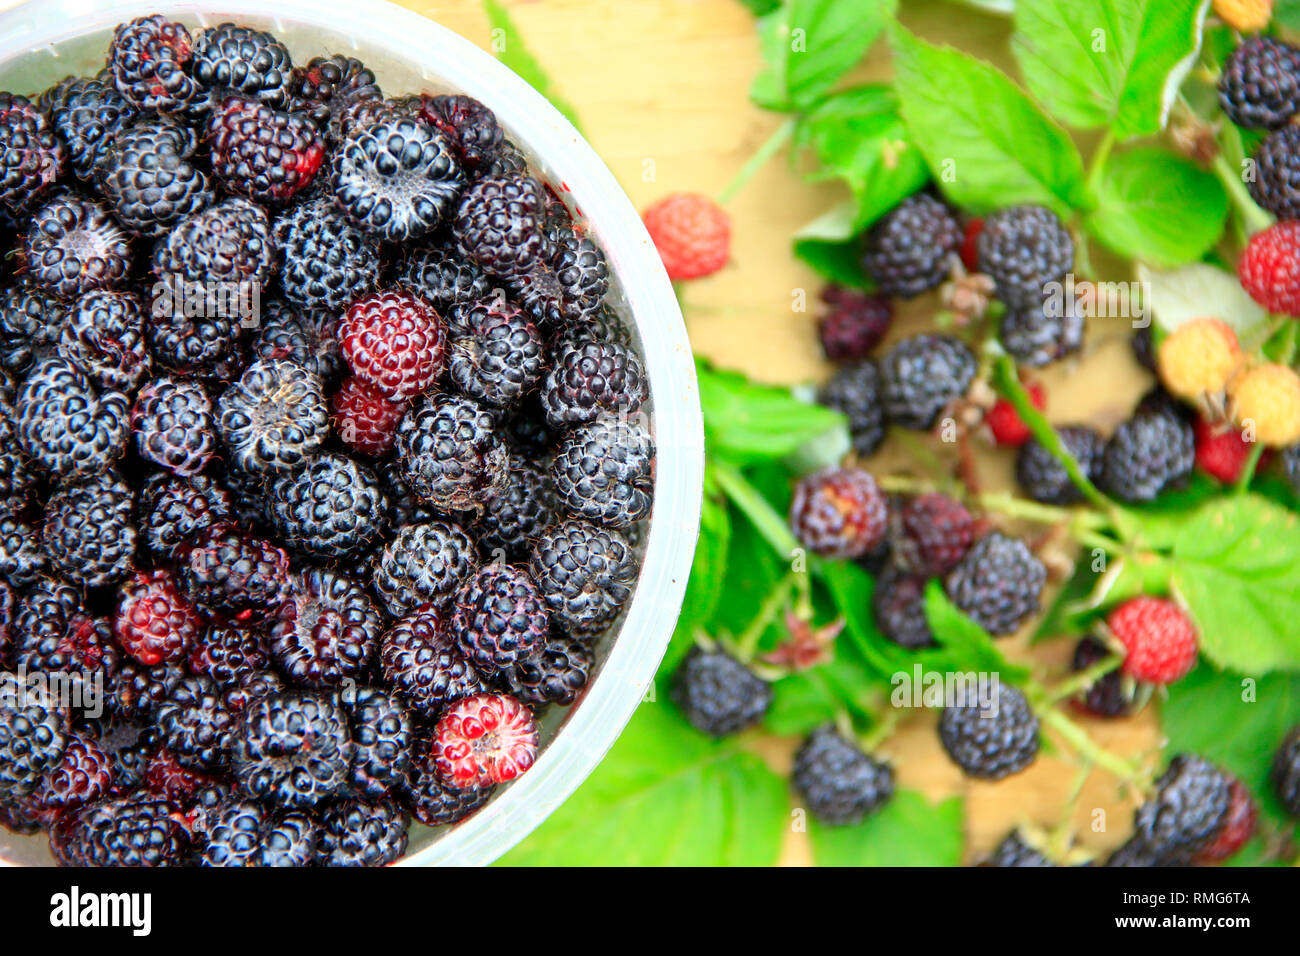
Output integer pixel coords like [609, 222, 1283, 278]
[736, 573, 796, 661]
[976, 491, 1110, 531]
[1084, 129, 1117, 202]
[717, 117, 796, 206]
[859, 706, 902, 753]
[710, 459, 801, 560]
[1212, 153, 1273, 237]
[1281, 318, 1300, 367]
[1234, 442, 1265, 496]
[1043, 654, 1122, 707]
[1041, 708, 1142, 783]
[992, 355, 1120, 519]
[1073, 527, 1123, 555]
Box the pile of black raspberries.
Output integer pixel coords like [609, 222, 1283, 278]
[0, 14, 654, 867]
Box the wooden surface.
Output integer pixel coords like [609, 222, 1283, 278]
[408, 0, 1162, 864]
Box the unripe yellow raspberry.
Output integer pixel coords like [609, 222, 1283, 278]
[1213, 0, 1272, 32]
[1230, 362, 1300, 447]
[1156, 318, 1243, 401]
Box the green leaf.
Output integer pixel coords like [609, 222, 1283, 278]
[711, 487, 789, 641]
[1277, 0, 1300, 30]
[1032, 557, 1101, 643]
[698, 361, 848, 465]
[818, 561, 1029, 683]
[807, 790, 965, 865]
[766, 639, 888, 735]
[739, 0, 782, 14]
[793, 201, 869, 287]
[1163, 495, 1300, 672]
[795, 86, 930, 229]
[751, 0, 897, 111]
[1011, 0, 1207, 139]
[1136, 262, 1268, 336]
[662, 475, 732, 678]
[1163, 664, 1300, 828]
[481, 0, 583, 130]
[499, 703, 788, 866]
[889, 26, 1087, 216]
[924, 583, 1030, 682]
[1085, 147, 1228, 267]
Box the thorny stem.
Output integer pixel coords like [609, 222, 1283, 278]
[1041, 708, 1143, 784]
[717, 117, 796, 206]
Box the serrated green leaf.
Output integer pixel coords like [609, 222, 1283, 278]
[481, 0, 583, 131]
[1085, 147, 1228, 266]
[499, 703, 788, 866]
[751, 0, 897, 111]
[795, 86, 930, 229]
[889, 26, 1087, 216]
[1163, 664, 1300, 829]
[698, 361, 849, 465]
[1011, 0, 1207, 139]
[807, 790, 965, 865]
[1163, 495, 1300, 672]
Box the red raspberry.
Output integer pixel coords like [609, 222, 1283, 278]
[986, 381, 1046, 446]
[1239, 220, 1300, 316]
[1194, 778, 1257, 863]
[642, 192, 730, 280]
[431, 692, 538, 788]
[817, 285, 892, 361]
[960, 217, 984, 272]
[114, 569, 203, 666]
[331, 375, 408, 457]
[1194, 417, 1266, 484]
[339, 289, 446, 401]
[788, 466, 887, 559]
[1108, 596, 1198, 685]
